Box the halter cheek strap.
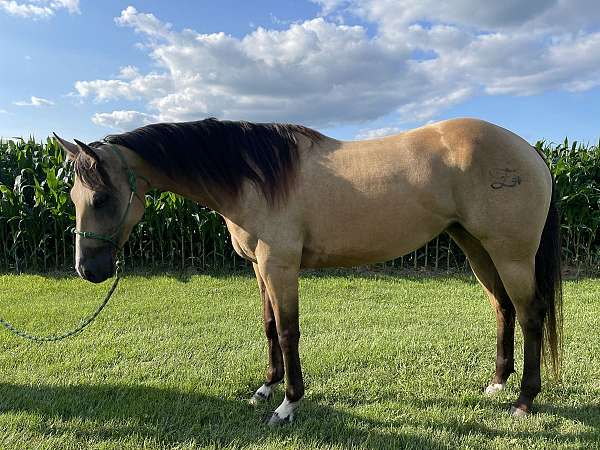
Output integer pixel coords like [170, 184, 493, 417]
[73, 145, 150, 249]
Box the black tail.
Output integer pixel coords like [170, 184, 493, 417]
[535, 177, 563, 379]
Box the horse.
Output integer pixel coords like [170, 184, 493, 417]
[54, 117, 562, 425]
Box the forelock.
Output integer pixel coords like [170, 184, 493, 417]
[73, 153, 114, 192]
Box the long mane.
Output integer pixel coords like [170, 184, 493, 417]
[99, 118, 324, 204]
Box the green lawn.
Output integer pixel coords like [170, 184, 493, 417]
[0, 271, 598, 450]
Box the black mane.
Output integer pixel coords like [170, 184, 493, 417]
[100, 118, 324, 204]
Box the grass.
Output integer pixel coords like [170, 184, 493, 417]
[0, 270, 598, 449]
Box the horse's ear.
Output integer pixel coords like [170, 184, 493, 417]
[74, 139, 100, 165]
[53, 133, 79, 160]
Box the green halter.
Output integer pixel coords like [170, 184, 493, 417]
[73, 145, 149, 248]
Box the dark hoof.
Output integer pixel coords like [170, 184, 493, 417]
[249, 390, 269, 406]
[267, 411, 294, 426]
[509, 405, 529, 417]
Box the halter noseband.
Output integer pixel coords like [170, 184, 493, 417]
[73, 144, 149, 249]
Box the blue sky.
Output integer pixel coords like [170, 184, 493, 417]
[1, 0, 599, 144]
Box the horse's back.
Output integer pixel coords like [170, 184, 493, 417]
[297, 124, 453, 266]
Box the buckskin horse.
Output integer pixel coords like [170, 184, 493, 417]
[54, 117, 562, 425]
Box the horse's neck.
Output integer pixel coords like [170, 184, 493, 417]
[177, 181, 231, 214]
[122, 147, 228, 213]
[153, 175, 232, 214]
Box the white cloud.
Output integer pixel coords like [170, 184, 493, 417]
[77, 4, 600, 132]
[13, 96, 54, 107]
[115, 6, 170, 38]
[310, 0, 348, 16]
[117, 65, 140, 80]
[398, 87, 473, 122]
[0, 0, 79, 18]
[0, 109, 8, 114]
[75, 72, 171, 102]
[75, 79, 137, 101]
[316, 0, 600, 33]
[91, 110, 157, 130]
[50, 0, 79, 14]
[355, 126, 402, 140]
[0, 1, 51, 18]
[80, 9, 417, 126]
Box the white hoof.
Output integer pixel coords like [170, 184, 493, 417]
[249, 382, 280, 406]
[268, 396, 300, 426]
[484, 383, 505, 396]
[509, 405, 529, 417]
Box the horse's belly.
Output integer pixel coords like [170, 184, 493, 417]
[300, 212, 449, 268]
[301, 248, 402, 268]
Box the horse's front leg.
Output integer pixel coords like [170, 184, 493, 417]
[257, 255, 303, 425]
[249, 263, 285, 405]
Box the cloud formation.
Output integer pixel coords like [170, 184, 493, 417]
[355, 126, 403, 140]
[77, 2, 600, 131]
[0, 0, 79, 18]
[14, 96, 55, 107]
[91, 110, 157, 129]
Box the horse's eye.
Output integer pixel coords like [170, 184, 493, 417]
[92, 193, 110, 209]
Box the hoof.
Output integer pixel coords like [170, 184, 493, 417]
[249, 382, 279, 406]
[484, 383, 505, 396]
[249, 391, 268, 406]
[268, 411, 294, 426]
[509, 405, 529, 417]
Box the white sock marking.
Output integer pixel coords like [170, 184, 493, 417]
[269, 396, 300, 425]
[249, 381, 280, 405]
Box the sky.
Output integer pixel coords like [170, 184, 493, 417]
[1, 0, 600, 144]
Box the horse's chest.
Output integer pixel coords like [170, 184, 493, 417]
[225, 221, 258, 263]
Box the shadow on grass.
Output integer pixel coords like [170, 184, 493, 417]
[433, 399, 600, 447]
[0, 382, 446, 449]
[0, 382, 598, 448]
[306, 389, 600, 447]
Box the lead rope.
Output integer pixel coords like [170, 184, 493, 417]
[0, 259, 121, 342]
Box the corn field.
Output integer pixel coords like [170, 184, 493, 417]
[0, 137, 598, 274]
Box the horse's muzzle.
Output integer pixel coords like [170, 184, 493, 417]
[77, 246, 116, 283]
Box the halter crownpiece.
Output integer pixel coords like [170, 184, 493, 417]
[72, 144, 150, 249]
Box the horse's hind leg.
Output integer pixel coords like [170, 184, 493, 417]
[485, 246, 544, 416]
[447, 225, 516, 394]
[249, 263, 285, 405]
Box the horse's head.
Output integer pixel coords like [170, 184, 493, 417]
[54, 135, 147, 283]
